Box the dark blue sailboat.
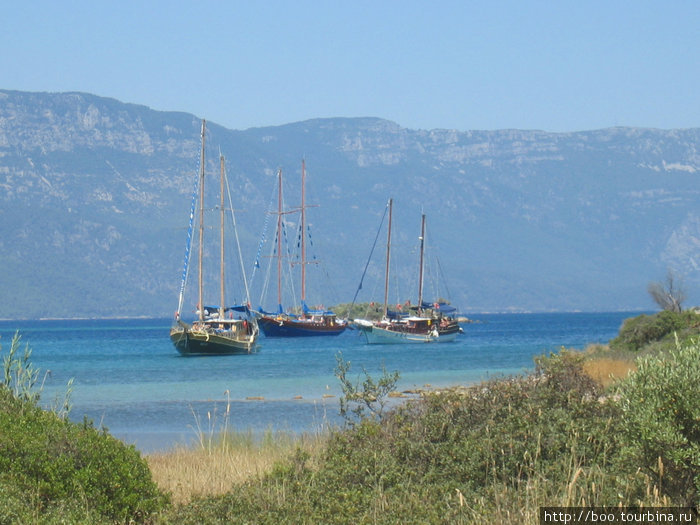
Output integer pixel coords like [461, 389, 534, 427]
[256, 161, 347, 337]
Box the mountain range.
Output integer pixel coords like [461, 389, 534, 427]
[1, 89, 698, 319]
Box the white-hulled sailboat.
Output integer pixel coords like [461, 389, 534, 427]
[353, 199, 461, 344]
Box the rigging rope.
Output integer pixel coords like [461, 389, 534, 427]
[250, 180, 279, 299]
[175, 131, 203, 317]
[223, 158, 252, 306]
[253, 174, 300, 312]
[282, 212, 299, 311]
[349, 199, 390, 310]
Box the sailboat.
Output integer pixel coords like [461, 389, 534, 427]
[170, 119, 259, 355]
[256, 160, 347, 336]
[353, 199, 461, 344]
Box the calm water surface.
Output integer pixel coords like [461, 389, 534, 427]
[0, 312, 636, 453]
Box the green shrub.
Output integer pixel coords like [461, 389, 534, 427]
[380, 351, 625, 504]
[617, 336, 700, 505]
[0, 471, 105, 525]
[335, 352, 400, 424]
[609, 310, 690, 352]
[0, 377, 169, 523]
[332, 302, 384, 321]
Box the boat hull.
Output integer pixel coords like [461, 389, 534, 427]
[259, 316, 347, 337]
[354, 319, 460, 344]
[170, 325, 257, 356]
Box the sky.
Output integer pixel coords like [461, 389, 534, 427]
[2, 1, 699, 133]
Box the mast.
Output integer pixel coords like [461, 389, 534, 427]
[300, 159, 307, 309]
[383, 198, 393, 318]
[418, 213, 426, 310]
[197, 119, 206, 321]
[219, 154, 226, 321]
[276, 168, 283, 311]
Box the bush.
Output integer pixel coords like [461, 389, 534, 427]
[0, 388, 169, 522]
[609, 310, 690, 352]
[617, 336, 700, 505]
[335, 352, 400, 424]
[0, 334, 170, 523]
[378, 351, 625, 507]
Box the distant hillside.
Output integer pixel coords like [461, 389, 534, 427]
[0, 89, 698, 319]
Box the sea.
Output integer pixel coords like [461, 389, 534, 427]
[0, 312, 638, 454]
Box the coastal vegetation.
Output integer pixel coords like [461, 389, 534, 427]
[0, 310, 698, 523]
[333, 300, 460, 323]
[0, 333, 168, 524]
[332, 302, 391, 321]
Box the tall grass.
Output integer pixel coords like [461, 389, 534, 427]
[147, 429, 327, 504]
[1, 331, 74, 416]
[147, 391, 330, 504]
[582, 356, 636, 387]
[2, 331, 42, 402]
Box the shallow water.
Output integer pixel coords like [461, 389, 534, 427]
[0, 312, 634, 452]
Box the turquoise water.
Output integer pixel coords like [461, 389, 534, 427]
[0, 312, 636, 453]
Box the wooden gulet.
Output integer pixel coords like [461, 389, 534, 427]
[170, 119, 259, 355]
[353, 200, 461, 344]
[257, 160, 347, 336]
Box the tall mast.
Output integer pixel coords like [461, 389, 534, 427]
[219, 154, 226, 320]
[383, 198, 393, 318]
[418, 213, 426, 310]
[276, 168, 283, 311]
[197, 119, 206, 321]
[300, 159, 307, 308]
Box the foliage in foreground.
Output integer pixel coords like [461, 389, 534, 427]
[163, 338, 700, 524]
[0, 334, 169, 524]
[617, 335, 700, 505]
[609, 309, 700, 353]
[147, 428, 328, 506]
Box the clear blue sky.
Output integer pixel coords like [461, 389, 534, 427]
[3, 0, 698, 132]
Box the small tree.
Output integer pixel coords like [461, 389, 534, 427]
[334, 352, 399, 424]
[617, 335, 700, 505]
[648, 270, 686, 313]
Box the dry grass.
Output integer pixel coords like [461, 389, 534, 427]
[583, 357, 637, 388]
[147, 430, 327, 504]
